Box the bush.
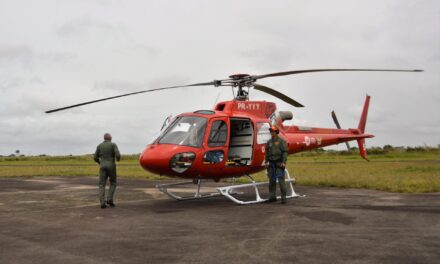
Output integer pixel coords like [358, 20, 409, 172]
[367, 147, 387, 155]
[383, 144, 393, 151]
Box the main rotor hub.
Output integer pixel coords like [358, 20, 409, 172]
[228, 73, 255, 86]
[229, 73, 250, 79]
[227, 73, 255, 101]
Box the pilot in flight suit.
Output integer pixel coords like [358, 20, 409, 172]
[94, 133, 121, 208]
[265, 126, 288, 204]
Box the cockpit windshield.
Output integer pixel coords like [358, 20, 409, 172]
[158, 116, 207, 148]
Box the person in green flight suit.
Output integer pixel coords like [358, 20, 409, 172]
[265, 125, 288, 204]
[94, 133, 121, 209]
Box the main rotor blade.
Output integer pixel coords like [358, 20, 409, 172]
[45, 81, 215, 113]
[255, 69, 423, 80]
[253, 84, 304, 107]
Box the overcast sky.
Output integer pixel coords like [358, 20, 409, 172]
[0, 0, 439, 155]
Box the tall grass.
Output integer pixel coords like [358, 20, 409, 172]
[1, 150, 439, 193]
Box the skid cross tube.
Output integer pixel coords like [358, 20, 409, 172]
[216, 169, 303, 205]
[156, 181, 222, 201]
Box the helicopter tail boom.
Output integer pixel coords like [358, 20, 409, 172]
[283, 95, 373, 160]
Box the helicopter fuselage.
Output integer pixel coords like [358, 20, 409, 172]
[139, 98, 373, 180]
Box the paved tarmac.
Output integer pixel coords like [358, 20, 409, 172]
[0, 176, 439, 264]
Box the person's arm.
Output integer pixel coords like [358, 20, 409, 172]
[281, 140, 288, 165]
[114, 144, 121, 162]
[265, 142, 270, 162]
[264, 141, 271, 168]
[93, 145, 100, 164]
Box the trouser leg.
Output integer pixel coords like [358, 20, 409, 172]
[99, 167, 108, 205]
[107, 166, 117, 202]
[268, 171, 277, 200]
[269, 178, 277, 199]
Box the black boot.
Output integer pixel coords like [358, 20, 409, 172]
[101, 204, 107, 209]
[106, 200, 115, 207]
[265, 198, 277, 203]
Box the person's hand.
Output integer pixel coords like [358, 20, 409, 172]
[265, 162, 269, 168]
[281, 163, 286, 168]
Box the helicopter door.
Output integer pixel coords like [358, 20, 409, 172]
[227, 118, 254, 166]
[203, 118, 229, 166]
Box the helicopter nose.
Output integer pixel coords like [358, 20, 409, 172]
[139, 144, 170, 175]
[140, 144, 198, 176]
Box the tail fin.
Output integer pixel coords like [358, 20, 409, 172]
[358, 95, 370, 133]
[358, 95, 371, 161]
[357, 138, 369, 161]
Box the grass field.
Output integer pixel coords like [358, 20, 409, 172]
[1, 150, 439, 193]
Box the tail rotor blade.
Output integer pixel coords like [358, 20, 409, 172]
[331, 110, 342, 129]
[331, 110, 351, 150]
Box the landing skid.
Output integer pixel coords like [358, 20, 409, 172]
[156, 169, 304, 205]
[156, 179, 222, 201]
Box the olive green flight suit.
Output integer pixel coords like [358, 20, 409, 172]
[94, 140, 121, 205]
[265, 136, 288, 201]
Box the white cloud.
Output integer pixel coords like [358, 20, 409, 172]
[0, 45, 33, 62]
[0, 0, 439, 155]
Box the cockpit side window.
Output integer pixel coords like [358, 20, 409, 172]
[208, 120, 228, 147]
[256, 122, 271, 144]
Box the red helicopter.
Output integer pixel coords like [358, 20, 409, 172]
[46, 68, 422, 204]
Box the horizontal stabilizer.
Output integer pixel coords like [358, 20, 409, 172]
[337, 134, 374, 141]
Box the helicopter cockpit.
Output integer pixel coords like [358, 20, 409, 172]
[158, 116, 207, 148]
